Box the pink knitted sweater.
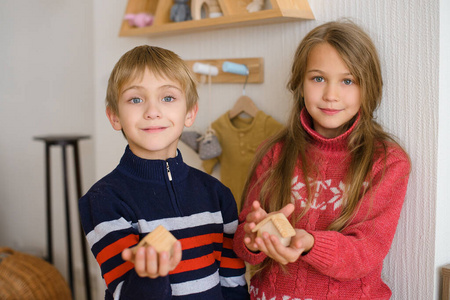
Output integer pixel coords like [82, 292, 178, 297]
[233, 109, 410, 300]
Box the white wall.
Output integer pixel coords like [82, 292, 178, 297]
[0, 1, 96, 299]
[436, 0, 450, 297]
[0, 0, 446, 299]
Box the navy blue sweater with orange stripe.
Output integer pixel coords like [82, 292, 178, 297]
[79, 146, 249, 299]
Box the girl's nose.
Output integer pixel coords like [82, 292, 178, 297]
[323, 84, 339, 102]
[144, 101, 161, 119]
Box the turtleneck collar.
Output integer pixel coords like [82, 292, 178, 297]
[117, 146, 189, 182]
[300, 108, 360, 151]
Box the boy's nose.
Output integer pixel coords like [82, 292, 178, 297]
[144, 102, 161, 119]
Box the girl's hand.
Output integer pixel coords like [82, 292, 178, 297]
[243, 201, 268, 252]
[255, 229, 314, 265]
[243, 201, 295, 252]
[121, 241, 182, 278]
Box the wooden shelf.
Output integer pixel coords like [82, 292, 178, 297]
[120, 0, 314, 38]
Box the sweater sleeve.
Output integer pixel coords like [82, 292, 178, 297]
[301, 148, 410, 281]
[79, 183, 172, 299]
[233, 146, 277, 265]
[218, 184, 250, 300]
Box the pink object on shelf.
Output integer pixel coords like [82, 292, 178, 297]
[124, 13, 154, 28]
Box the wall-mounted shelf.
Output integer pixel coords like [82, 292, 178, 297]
[186, 57, 264, 84]
[119, 0, 314, 38]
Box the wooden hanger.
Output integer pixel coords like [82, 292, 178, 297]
[229, 95, 259, 119]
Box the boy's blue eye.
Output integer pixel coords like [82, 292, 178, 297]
[130, 98, 143, 104]
[313, 76, 324, 83]
[162, 96, 174, 102]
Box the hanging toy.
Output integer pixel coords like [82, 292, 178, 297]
[180, 131, 201, 152]
[189, 62, 222, 160]
[198, 127, 222, 160]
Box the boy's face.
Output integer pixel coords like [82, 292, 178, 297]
[107, 68, 198, 160]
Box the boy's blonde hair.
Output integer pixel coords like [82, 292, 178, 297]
[106, 45, 198, 115]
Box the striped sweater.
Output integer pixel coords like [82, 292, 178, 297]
[79, 146, 249, 299]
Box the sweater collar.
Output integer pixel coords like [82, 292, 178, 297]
[300, 108, 360, 151]
[117, 145, 188, 182]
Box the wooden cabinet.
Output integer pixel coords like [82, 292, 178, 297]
[119, 0, 314, 37]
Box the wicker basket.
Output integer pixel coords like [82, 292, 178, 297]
[0, 247, 72, 300]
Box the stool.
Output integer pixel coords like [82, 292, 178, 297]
[443, 264, 450, 300]
[34, 135, 92, 300]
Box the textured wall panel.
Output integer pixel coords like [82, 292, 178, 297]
[94, 0, 439, 298]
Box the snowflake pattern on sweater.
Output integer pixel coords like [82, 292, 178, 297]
[249, 285, 313, 300]
[291, 176, 369, 212]
[291, 176, 347, 211]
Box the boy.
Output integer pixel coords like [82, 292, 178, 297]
[79, 45, 249, 299]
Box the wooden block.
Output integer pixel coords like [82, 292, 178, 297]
[252, 213, 296, 246]
[131, 225, 177, 254]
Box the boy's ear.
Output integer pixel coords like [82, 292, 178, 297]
[106, 107, 123, 131]
[184, 103, 198, 128]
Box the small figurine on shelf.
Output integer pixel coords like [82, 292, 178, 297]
[191, 0, 223, 20]
[170, 0, 192, 22]
[246, 0, 264, 13]
[124, 12, 154, 28]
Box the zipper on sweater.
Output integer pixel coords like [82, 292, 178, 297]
[166, 162, 172, 181]
[166, 161, 183, 216]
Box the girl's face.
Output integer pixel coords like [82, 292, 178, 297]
[303, 43, 361, 138]
[107, 68, 197, 160]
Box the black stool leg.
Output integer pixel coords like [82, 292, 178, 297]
[62, 144, 74, 296]
[73, 142, 92, 300]
[35, 135, 91, 299]
[45, 143, 53, 264]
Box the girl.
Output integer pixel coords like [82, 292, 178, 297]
[233, 21, 411, 299]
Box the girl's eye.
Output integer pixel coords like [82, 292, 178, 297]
[343, 79, 353, 85]
[313, 76, 324, 83]
[162, 96, 175, 102]
[130, 97, 143, 104]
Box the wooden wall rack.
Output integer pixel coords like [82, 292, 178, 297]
[185, 57, 264, 84]
[120, 0, 314, 38]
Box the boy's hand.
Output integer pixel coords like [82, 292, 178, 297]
[243, 201, 295, 252]
[255, 229, 314, 265]
[122, 241, 182, 278]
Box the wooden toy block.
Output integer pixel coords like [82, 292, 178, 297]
[131, 225, 177, 254]
[252, 213, 296, 246]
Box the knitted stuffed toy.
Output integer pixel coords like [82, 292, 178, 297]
[170, 0, 192, 22]
[124, 13, 154, 27]
[180, 128, 222, 160]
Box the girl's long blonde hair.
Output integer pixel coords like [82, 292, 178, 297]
[242, 20, 398, 236]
